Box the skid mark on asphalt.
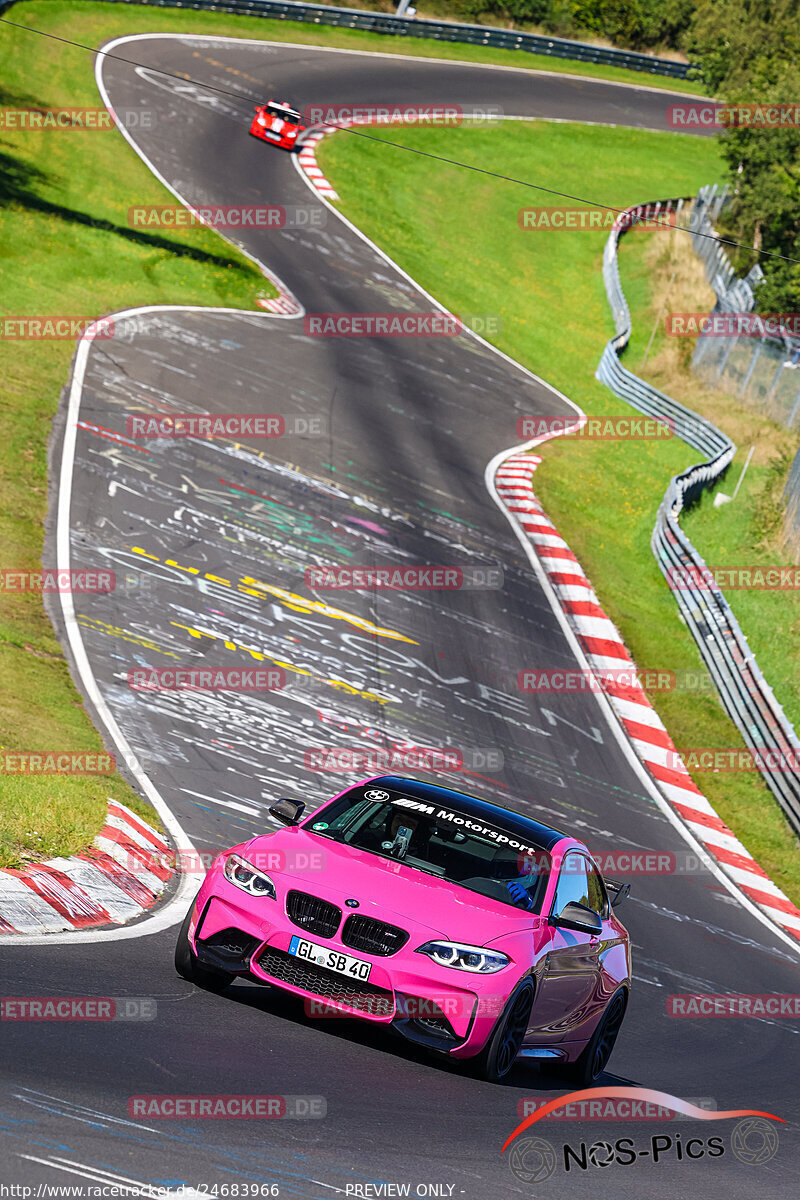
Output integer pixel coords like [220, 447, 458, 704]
[6, 1090, 388, 1197]
[630, 900, 800, 968]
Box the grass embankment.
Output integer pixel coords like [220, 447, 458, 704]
[317, 117, 800, 903]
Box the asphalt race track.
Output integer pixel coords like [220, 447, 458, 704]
[0, 34, 797, 1199]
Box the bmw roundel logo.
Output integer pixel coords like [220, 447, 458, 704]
[364, 788, 390, 802]
[345, 899, 360, 909]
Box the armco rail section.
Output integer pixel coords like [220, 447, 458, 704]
[596, 197, 800, 836]
[91, 0, 698, 78]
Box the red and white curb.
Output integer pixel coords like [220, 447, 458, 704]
[257, 290, 302, 315]
[297, 127, 341, 200]
[0, 799, 174, 936]
[254, 260, 303, 316]
[494, 451, 800, 943]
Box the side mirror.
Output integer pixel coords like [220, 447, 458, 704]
[269, 797, 305, 826]
[606, 880, 631, 910]
[552, 901, 603, 935]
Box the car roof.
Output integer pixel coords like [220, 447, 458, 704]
[266, 100, 300, 115]
[371, 775, 568, 852]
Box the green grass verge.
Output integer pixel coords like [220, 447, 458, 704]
[681, 470, 800, 736]
[1, 0, 706, 94]
[317, 118, 800, 905]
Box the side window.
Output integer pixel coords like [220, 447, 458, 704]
[552, 852, 590, 915]
[585, 859, 608, 918]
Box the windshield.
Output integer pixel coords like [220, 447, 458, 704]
[303, 784, 550, 913]
[266, 105, 300, 124]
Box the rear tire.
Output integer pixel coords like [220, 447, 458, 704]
[174, 906, 234, 993]
[564, 989, 628, 1086]
[473, 979, 535, 1083]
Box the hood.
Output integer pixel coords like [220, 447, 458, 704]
[242, 828, 536, 946]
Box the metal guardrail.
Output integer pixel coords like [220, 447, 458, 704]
[88, 0, 699, 79]
[597, 197, 800, 836]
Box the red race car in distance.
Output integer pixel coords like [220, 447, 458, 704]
[250, 100, 305, 150]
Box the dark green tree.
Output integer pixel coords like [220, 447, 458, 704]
[687, 1, 800, 310]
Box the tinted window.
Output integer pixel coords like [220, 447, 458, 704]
[552, 852, 590, 915]
[303, 784, 551, 913]
[267, 105, 300, 124]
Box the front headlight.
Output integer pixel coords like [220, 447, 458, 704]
[416, 940, 509, 974]
[223, 853, 276, 899]
[257, 116, 267, 126]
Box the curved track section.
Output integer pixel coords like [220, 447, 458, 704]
[1, 36, 797, 1198]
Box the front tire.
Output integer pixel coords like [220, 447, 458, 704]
[474, 979, 535, 1083]
[174, 906, 234, 993]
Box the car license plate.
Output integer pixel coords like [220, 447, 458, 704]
[288, 936, 372, 981]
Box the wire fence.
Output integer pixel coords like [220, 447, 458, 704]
[597, 195, 800, 837]
[690, 185, 800, 430]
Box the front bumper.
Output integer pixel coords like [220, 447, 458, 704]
[248, 120, 297, 150]
[190, 866, 523, 1059]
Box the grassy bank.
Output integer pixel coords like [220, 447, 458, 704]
[317, 117, 800, 903]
